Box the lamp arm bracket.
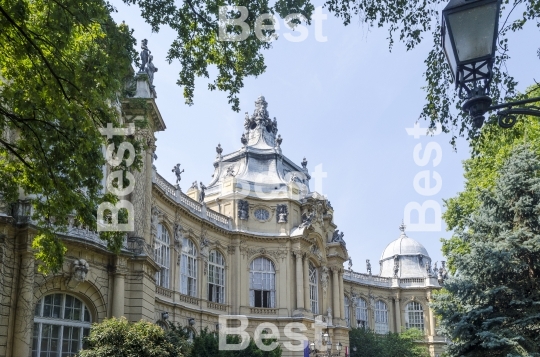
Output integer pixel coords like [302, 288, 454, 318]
[483, 96, 540, 129]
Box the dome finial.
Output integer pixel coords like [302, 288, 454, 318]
[399, 220, 407, 237]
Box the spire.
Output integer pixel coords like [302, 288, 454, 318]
[399, 220, 407, 238]
[242, 95, 279, 148]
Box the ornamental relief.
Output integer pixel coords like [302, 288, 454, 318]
[239, 241, 288, 261]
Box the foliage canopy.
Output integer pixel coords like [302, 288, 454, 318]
[349, 327, 429, 357]
[433, 145, 540, 356]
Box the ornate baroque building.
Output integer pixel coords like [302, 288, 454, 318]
[0, 73, 447, 357]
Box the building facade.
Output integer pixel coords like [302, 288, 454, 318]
[0, 74, 446, 357]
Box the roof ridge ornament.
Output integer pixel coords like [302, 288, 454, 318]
[399, 220, 407, 238]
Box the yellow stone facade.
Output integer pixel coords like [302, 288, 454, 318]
[0, 76, 446, 357]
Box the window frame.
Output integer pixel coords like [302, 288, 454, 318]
[180, 237, 198, 297]
[405, 301, 425, 331]
[249, 257, 276, 308]
[32, 293, 92, 357]
[208, 250, 226, 304]
[309, 263, 319, 314]
[355, 297, 368, 329]
[344, 296, 350, 327]
[374, 300, 389, 334]
[155, 223, 171, 289]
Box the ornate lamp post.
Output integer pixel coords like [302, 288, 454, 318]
[441, 0, 540, 128]
[309, 332, 343, 357]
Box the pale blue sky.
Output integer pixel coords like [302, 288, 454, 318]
[111, 1, 538, 274]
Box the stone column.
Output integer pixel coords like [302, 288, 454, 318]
[394, 295, 402, 333]
[332, 267, 340, 319]
[294, 251, 304, 310]
[12, 252, 35, 357]
[427, 292, 436, 336]
[303, 257, 310, 312]
[111, 257, 127, 318]
[338, 269, 345, 319]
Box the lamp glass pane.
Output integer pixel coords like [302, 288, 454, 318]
[443, 25, 458, 77]
[447, 2, 498, 62]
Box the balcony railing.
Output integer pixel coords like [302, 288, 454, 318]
[153, 172, 232, 230]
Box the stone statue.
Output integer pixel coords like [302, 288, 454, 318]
[244, 112, 251, 130]
[301, 157, 308, 170]
[174, 223, 183, 250]
[425, 261, 432, 276]
[320, 266, 329, 294]
[145, 55, 158, 87]
[348, 258, 353, 271]
[238, 200, 249, 220]
[276, 204, 288, 223]
[327, 307, 333, 326]
[199, 182, 207, 202]
[393, 255, 400, 278]
[241, 133, 248, 146]
[172, 164, 184, 184]
[331, 230, 346, 245]
[151, 206, 159, 234]
[216, 143, 223, 156]
[140, 39, 150, 72]
[366, 259, 372, 275]
[299, 210, 314, 228]
[200, 235, 210, 259]
[275, 134, 282, 147]
[190, 181, 198, 190]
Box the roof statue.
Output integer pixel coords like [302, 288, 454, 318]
[172, 164, 184, 184]
[139, 39, 150, 72]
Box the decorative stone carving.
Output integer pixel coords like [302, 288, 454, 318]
[320, 266, 329, 294]
[225, 166, 235, 177]
[348, 258, 353, 271]
[146, 55, 158, 88]
[139, 38, 150, 72]
[254, 208, 270, 221]
[425, 261, 432, 276]
[366, 259, 372, 275]
[174, 223, 183, 251]
[393, 255, 400, 278]
[299, 210, 314, 229]
[275, 134, 282, 147]
[326, 307, 333, 326]
[190, 181, 198, 190]
[151, 205, 159, 241]
[238, 200, 249, 220]
[301, 157, 308, 170]
[331, 230, 346, 246]
[199, 182, 207, 202]
[216, 143, 223, 158]
[311, 244, 323, 261]
[67, 259, 90, 290]
[241, 133, 248, 146]
[172, 164, 184, 184]
[200, 234, 210, 275]
[276, 204, 288, 223]
[227, 245, 236, 255]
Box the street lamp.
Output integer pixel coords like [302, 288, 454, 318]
[309, 332, 342, 357]
[441, 0, 540, 128]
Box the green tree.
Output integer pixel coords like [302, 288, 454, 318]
[442, 86, 540, 273]
[0, 0, 143, 273]
[79, 317, 183, 357]
[349, 328, 429, 357]
[432, 145, 540, 356]
[165, 325, 282, 357]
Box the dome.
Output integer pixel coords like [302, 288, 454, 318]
[379, 222, 431, 278]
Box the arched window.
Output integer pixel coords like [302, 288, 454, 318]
[356, 298, 368, 329]
[344, 296, 350, 327]
[33, 293, 91, 357]
[309, 263, 318, 313]
[405, 301, 425, 331]
[155, 223, 171, 289]
[249, 257, 275, 308]
[374, 300, 389, 334]
[208, 250, 225, 303]
[181, 237, 198, 297]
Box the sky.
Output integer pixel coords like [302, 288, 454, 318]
[110, 0, 539, 275]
